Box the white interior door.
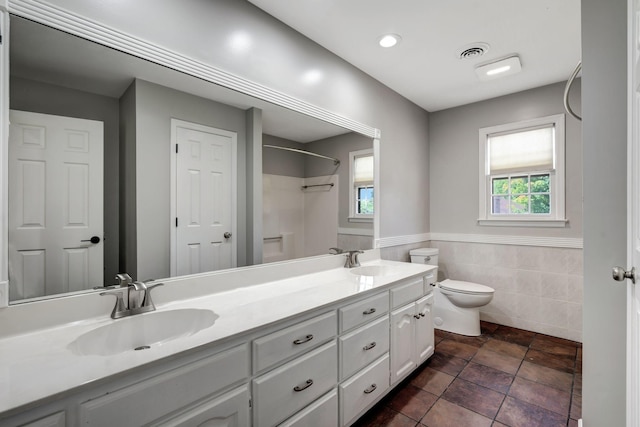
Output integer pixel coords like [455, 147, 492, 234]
[629, 0, 640, 423]
[8, 110, 104, 300]
[173, 119, 236, 276]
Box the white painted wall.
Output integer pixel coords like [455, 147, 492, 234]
[582, 0, 628, 424]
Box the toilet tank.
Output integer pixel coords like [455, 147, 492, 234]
[409, 248, 439, 265]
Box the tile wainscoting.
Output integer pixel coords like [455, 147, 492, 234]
[381, 240, 583, 342]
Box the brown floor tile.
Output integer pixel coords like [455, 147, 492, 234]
[459, 362, 514, 394]
[421, 399, 493, 427]
[492, 423, 509, 427]
[495, 396, 568, 427]
[410, 367, 455, 396]
[516, 360, 573, 392]
[532, 333, 580, 348]
[442, 378, 505, 419]
[530, 336, 578, 358]
[435, 335, 445, 345]
[489, 325, 536, 347]
[482, 338, 528, 359]
[435, 339, 480, 360]
[435, 329, 489, 347]
[353, 406, 419, 427]
[573, 373, 582, 396]
[472, 347, 522, 375]
[508, 376, 571, 416]
[568, 419, 580, 427]
[570, 393, 582, 420]
[426, 351, 468, 376]
[387, 384, 438, 421]
[577, 346, 582, 361]
[524, 348, 575, 373]
[481, 321, 500, 334]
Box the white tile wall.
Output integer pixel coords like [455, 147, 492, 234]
[430, 240, 583, 342]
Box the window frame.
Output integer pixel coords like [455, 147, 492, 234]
[349, 148, 374, 222]
[478, 114, 567, 227]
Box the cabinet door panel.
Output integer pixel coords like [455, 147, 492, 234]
[415, 294, 435, 365]
[154, 385, 249, 427]
[390, 304, 416, 385]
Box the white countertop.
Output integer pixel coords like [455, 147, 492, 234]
[0, 257, 434, 416]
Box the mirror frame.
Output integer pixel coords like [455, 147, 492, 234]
[0, 0, 381, 305]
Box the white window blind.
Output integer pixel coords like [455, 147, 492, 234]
[354, 154, 374, 185]
[488, 126, 554, 174]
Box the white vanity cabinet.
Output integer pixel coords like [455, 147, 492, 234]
[79, 344, 250, 426]
[390, 293, 434, 385]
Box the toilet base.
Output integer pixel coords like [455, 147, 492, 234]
[433, 288, 482, 336]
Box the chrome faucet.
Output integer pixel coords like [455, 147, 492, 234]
[101, 274, 164, 319]
[344, 250, 364, 268]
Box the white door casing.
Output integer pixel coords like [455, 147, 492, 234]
[171, 119, 237, 276]
[629, 0, 640, 424]
[8, 110, 104, 300]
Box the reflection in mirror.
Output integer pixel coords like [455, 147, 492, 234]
[7, 16, 375, 303]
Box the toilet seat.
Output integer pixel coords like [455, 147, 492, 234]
[439, 279, 494, 295]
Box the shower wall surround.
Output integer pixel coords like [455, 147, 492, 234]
[382, 241, 583, 342]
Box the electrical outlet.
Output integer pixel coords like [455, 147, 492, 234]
[0, 281, 8, 308]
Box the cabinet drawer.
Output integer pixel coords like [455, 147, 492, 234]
[253, 341, 338, 427]
[390, 278, 424, 309]
[339, 315, 389, 380]
[339, 292, 389, 333]
[279, 390, 338, 427]
[253, 311, 337, 373]
[79, 344, 249, 427]
[18, 412, 65, 427]
[424, 271, 436, 294]
[339, 355, 390, 426]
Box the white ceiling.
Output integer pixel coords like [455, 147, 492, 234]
[247, 0, 582, 112]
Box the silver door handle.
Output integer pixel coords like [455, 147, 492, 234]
[224, 232, 232, 239]
[612, 266, 636, 284]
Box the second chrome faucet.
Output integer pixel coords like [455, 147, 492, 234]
[101, 273, 164, 319]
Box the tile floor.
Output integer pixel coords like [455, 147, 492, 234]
[353, 322, 582, 427]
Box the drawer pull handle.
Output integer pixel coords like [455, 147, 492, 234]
[293, 334, 314, 345]
[414, 314, 421, 319]
[363, 342, 377, 351]
[364, 384, 377, 394]
[293, 379, 313, 392]
[363, 308, 376, 315]
[419, 313, 426, 318]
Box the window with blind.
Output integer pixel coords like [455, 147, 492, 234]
[349, 149, 374, 220]
[478, 114, 567, 226]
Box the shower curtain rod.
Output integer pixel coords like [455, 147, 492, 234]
[263, 145, 340, 166]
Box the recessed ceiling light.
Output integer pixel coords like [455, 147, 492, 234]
[378, 34, 401, 48]
[475, 56, 522, 81]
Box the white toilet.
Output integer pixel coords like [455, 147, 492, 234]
[410, 248, 494, 336]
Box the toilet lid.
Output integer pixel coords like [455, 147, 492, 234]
[439, 279, 494, 295]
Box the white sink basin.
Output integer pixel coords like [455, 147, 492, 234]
[349, 265, 395, 277]
[69, 308, 218, 356]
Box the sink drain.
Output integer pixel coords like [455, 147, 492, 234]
[134, 345, 151, 351]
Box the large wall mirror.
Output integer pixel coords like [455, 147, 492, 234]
[7, 15, 376, 304]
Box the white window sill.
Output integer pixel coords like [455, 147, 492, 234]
[348, 217, 373, 223]
[477, 218, 568, 228]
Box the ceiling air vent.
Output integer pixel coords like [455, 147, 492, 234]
[457, 43, 490, 60]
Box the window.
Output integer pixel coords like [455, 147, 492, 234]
[478, 114, 566, 227]
[349, 149, 374, 221]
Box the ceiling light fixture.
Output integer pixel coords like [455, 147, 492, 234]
[475, 56, 522, 81]
[378, 34, 401, 48]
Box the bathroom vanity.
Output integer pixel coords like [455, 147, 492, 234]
[0, 253, 436, 427]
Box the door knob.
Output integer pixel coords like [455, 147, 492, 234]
[612, 266, 636, 284]
[224, 232, 232, 239]
[81, 236, 101, 244]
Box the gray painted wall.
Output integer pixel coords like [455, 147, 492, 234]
[582, 0, 628, 424]
[45, 0, 431, 241]
[10, 76, 120, 287]
[262, 134, 305, 177]
[129, 79, 248, 281]
[119, 82, 137, 277]
[307, 133, 373, 231]
[429, 80, 583, 238]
